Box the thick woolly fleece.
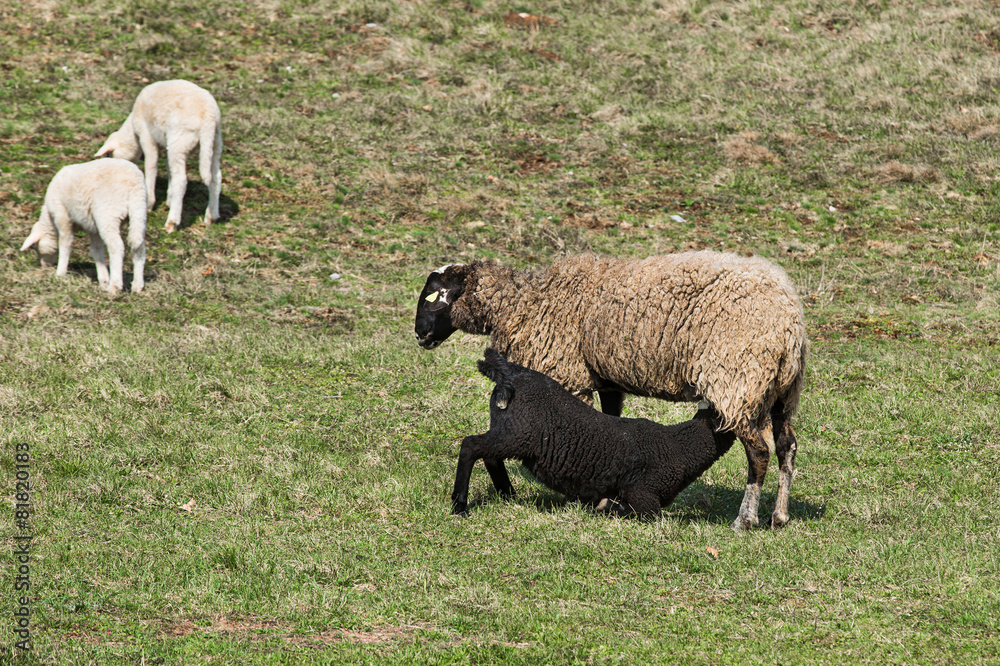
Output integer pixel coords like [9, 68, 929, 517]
[451, 349, 738, 517]
[428, 251, 806, 432]
[96, 79, 222, 233]
[21, 158, 147, 294]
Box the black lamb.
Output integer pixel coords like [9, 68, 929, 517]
[451, 349, 739, 518]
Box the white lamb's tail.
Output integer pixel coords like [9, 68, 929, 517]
[126, 186, 147, 253]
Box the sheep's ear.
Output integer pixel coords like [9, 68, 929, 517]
[424, 288, 452, 312]
[20, 227, 44, 252]
[95, 137, 116, 157]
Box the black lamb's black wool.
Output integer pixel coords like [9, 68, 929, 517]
[451, 349, 738, 518]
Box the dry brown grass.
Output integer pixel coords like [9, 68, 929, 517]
[723, 134, 780, 166]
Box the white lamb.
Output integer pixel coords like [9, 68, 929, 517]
[21, 159, 147, 294]
[96, 79, 222, 233]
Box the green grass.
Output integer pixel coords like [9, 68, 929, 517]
[2, 0, 999, 663]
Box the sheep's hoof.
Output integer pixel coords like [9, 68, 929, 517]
[770, 512, 790, 529]
[731, 516, 758, 532]
[451, 503, 468, 517]
[164, 220, 178, 233]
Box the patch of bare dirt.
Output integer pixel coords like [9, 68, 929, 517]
[504, 12, 558, 31]
[975, 28, 1000, 54]
[516, 153, 560, 174]
[875, 160, 939, 184]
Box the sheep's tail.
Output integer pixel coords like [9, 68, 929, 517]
[772, 330, 808, 422]
[478, 348, 515, 410]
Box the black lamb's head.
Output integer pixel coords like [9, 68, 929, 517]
[414, 263, 468, 349]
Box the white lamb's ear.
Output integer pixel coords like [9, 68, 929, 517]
[95, 137, 117, 157]
[20, 234, 39, 252]
[20, 226, 44, 252]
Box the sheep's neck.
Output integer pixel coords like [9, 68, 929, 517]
[456, 264, 525, 337]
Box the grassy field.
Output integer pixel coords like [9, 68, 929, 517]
[1, 0, 999, 663]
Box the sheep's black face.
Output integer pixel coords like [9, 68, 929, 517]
[414, 265, 465, 349]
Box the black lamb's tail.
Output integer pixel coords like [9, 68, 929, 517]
[477, 348, 515, 410]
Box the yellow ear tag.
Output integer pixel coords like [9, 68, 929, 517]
[425, 291, 439, 303]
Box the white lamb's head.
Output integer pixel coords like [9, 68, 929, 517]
[20, 215, 58, 267]
[95, 116, 142, 162]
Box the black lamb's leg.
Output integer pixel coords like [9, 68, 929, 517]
[621, 487, 662, 520]
[483, 459, 515, 499]
[598, 389, 624, 417]
[451, 435, 486, 515]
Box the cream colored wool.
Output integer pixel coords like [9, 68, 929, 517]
[420, 251, 808, 530]
[20, 158, 147, 294]
[96, 79, 222, 233]
[449, 252, 806, 432]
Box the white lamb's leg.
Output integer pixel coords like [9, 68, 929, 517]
[130, 240, 146, 294]
[52, 209, 74, 277]
[165, 137, 195, 233]
[139, 133, 159, 214]
[102, 230, 125, 294]
[201, 131, 221, 225]
[88, 233, 110, 288]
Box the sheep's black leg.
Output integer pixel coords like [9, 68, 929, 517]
[598, 390, 624, 417]
[483, 459, 515, 499]
[733, 425, 770, 531]
[451, 435, 486, 515]
[770, 407, 798, 529]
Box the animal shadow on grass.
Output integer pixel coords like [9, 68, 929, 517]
[65, 260, 150, 293]
[151, 176, 240, 231]
[462, 468, 825, 528]
[667, 482, 825, 528]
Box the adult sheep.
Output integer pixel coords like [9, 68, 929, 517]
[414, 251, 807, 530]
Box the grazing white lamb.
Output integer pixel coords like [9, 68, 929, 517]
[21, 159, 147, 294]
[96, 79, 222, 233]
